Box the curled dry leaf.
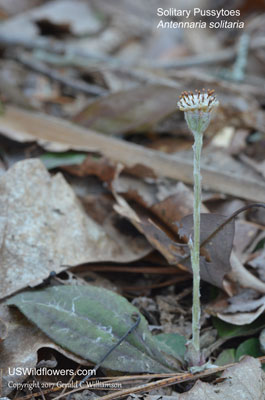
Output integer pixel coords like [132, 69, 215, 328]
[113, 181, 207, 265]
[0, 159, 150, 299]
[62, 153, 117, 184]
[207, 288, 265, 326]
[114, 191, 235, 289]
[113, 192, 187, 265]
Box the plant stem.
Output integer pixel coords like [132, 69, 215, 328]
[190, 130, 203, 363]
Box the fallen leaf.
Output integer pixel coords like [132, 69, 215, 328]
[178, 214, 235, 288]
[229, 251, 265, 294]
[74, 85, 177, 135]
[0, 159, 150, 299]
[216, 289, 265, 325]
[217, 306, 265, 325]
[7, 285, 182, 373]
[249, 249, 265, 282]
[62, 153, 116, 183]
[113, 193, 187, 266]
[233, 220, 258, 258]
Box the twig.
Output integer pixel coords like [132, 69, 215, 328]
[15, 53, 107, 96]
[89, 356, 265, 400]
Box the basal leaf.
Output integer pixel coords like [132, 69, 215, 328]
[215, 349, 236, 366]
[236, 338, 262, 361]
[7, 285, 181, 373]
[155, 333, 186, 360]
[213, 315, 265, 338]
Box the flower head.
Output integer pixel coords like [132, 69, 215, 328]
[177, 89, 219, 135]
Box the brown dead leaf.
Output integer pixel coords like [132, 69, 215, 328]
[0, 302, 90, 396]
[74, 85, 177, 135]
[178, 356, 265, 400]
[233, 220, 258, 257]
[229, 251, 265, 295]
[113, 182, 236, 289]
[178, 214, 235, 288]
[112, 181, 204, 267]
[0, 159, 150, 299]
[114, 193, 187, 265]
[113, 175, 265, 293]
[63, 153, 116, 184]
[207, 289, 265, 325]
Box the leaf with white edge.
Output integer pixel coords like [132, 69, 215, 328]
[7, 285, 181, 373]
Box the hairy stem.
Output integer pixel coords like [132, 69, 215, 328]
[190, 130, 203, 363]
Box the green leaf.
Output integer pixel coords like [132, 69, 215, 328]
[236, 338, 262, 361]
[259, 328, 265, 353]
[7, 285, 181, 373]
[40, 152, 87, 170]
[215, 349, 236, 366]
[213, 314, 265, 339]
[155, 333, 187, 360]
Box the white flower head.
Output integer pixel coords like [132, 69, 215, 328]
[177, 89, 219, 135]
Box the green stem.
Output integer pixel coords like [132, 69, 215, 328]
[190, 130, 203, 363]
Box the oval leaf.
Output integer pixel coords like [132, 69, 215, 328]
[7, 285, 181, 373]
